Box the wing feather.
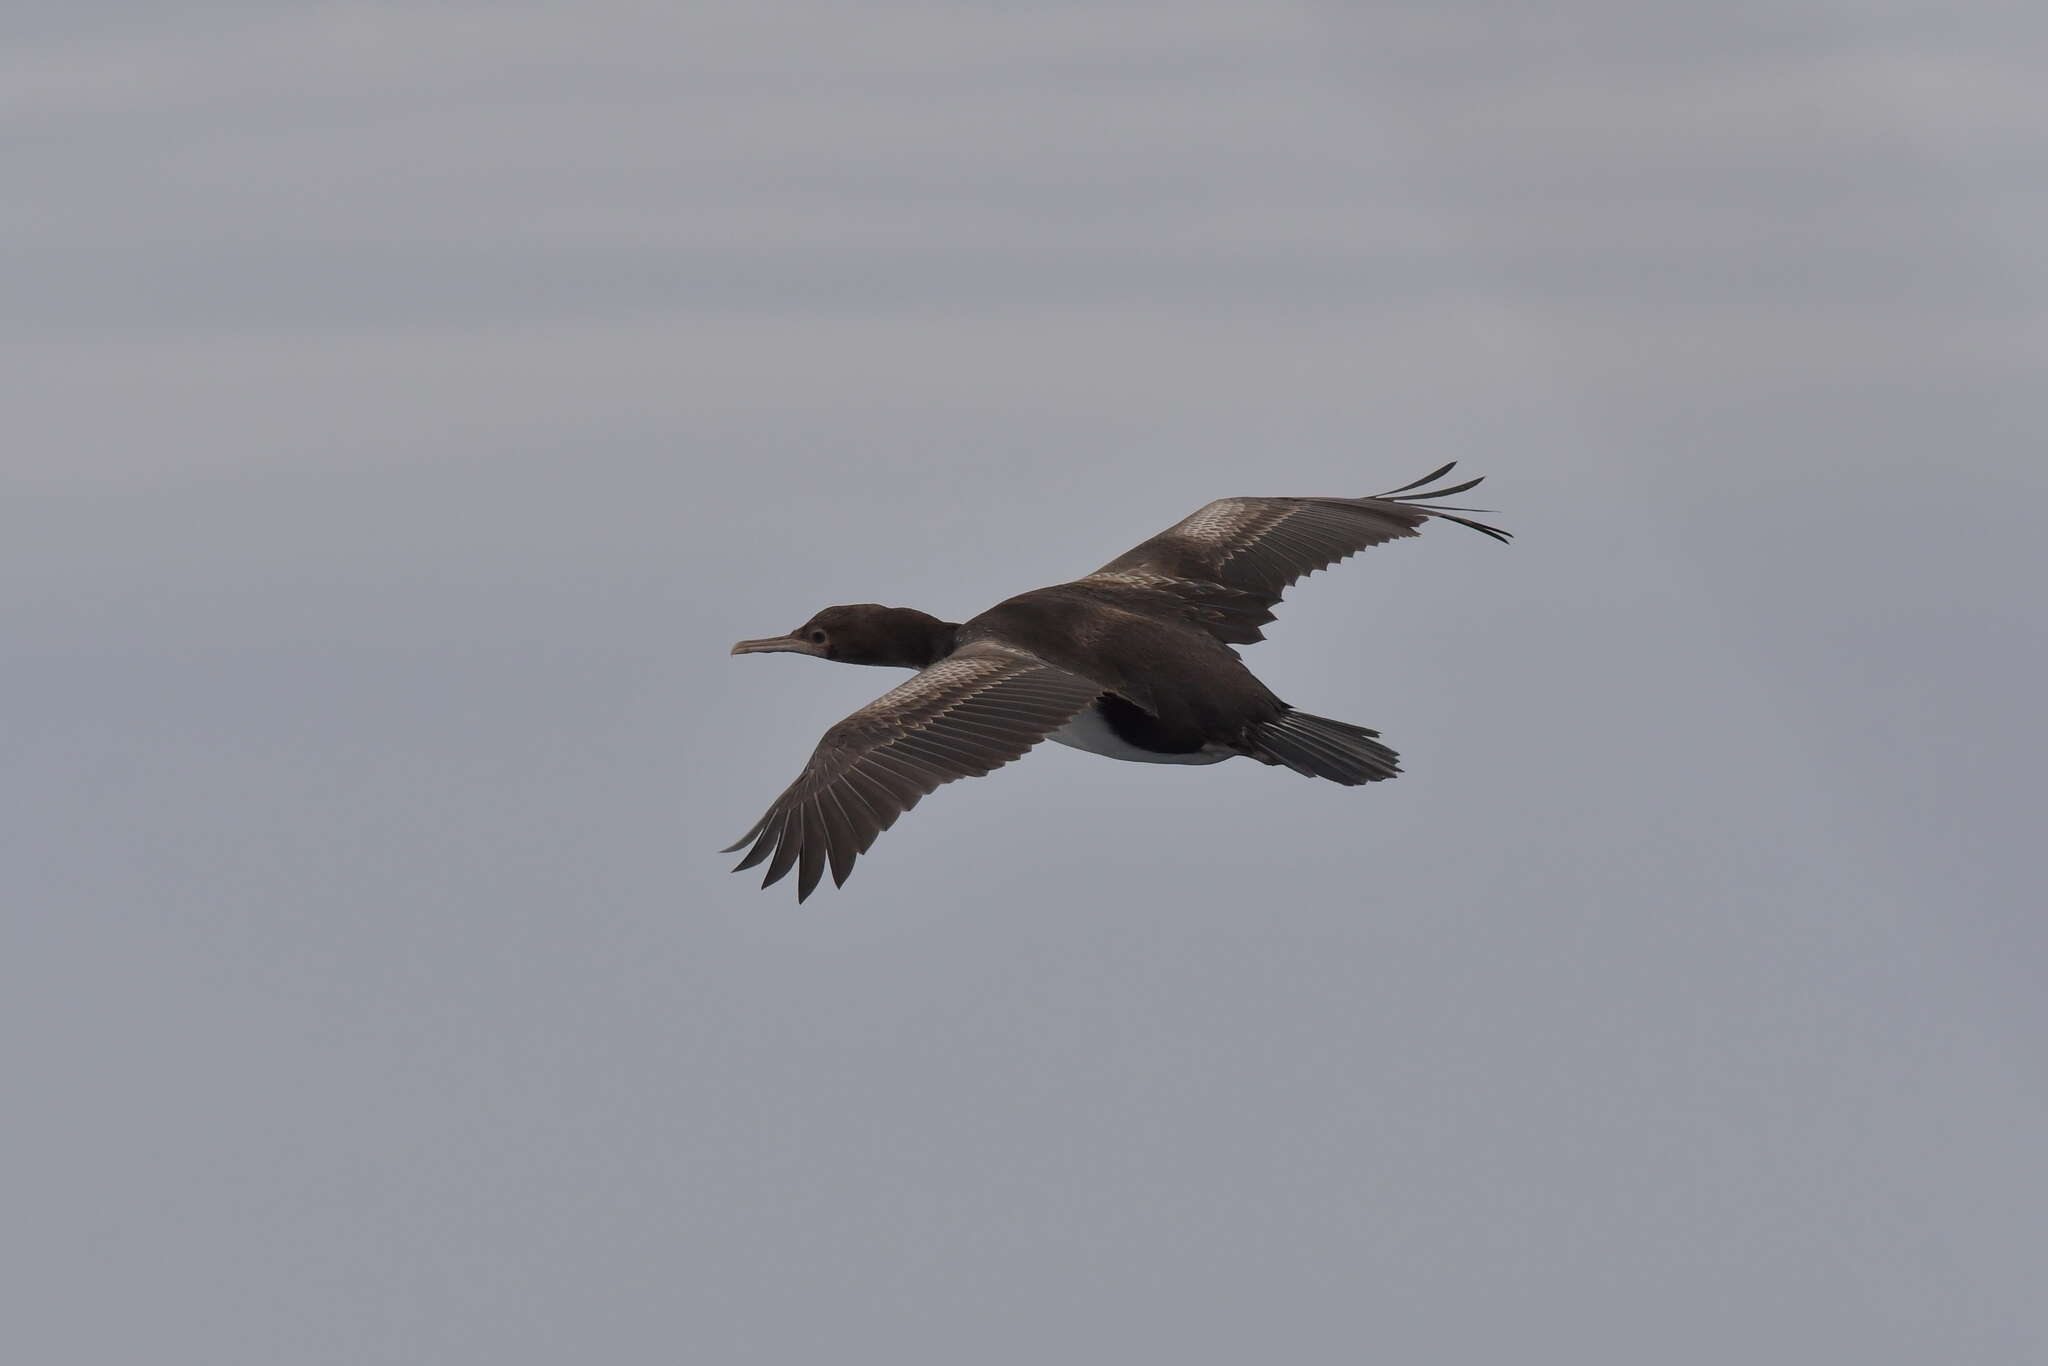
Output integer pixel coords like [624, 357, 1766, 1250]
[724, 643, 1104, 900]
[1079, 464, 1509, 644]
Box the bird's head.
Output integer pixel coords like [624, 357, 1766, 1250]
[730, 604, 958, 669]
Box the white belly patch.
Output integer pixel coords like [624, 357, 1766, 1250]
[1048, 704, 1234, 765]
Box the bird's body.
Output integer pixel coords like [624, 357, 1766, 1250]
[726, 464, 1509, 899]
[962, 582, 1283, 742]
[1046, 695, 1234, 765]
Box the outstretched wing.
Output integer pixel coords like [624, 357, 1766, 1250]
[1079, 463, 1510, 645]
[724, 644, 1104, 901]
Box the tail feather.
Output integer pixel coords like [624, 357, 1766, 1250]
[1249, 709, 1401, 786]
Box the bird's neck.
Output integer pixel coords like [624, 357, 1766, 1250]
[902, 617, 960, 668]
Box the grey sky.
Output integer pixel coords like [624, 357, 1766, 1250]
[6, 2, 2045, 1362]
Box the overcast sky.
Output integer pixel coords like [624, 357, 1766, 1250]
[7, 2, 2046, 1362]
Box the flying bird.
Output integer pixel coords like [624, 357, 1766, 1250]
[726, 463, 1509, 900]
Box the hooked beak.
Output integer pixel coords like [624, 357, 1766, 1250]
[730, 634, 821, 657]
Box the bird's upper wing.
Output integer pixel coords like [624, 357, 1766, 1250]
[724, 643, 1104, 900]
[1076, 463, 1510, 645]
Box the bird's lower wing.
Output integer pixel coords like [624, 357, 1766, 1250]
[724, 643, 1104, 900]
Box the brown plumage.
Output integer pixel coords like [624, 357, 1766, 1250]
[727, 463, 1509, 900]
[722, 646, 1103, 901]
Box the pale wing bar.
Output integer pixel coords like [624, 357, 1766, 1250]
[723, 646, 1103, 900]
[1082, 462, 1509, 644]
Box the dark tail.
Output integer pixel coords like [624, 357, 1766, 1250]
[1248, 709, 1402, 786]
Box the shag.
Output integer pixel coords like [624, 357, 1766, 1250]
[727, 463, 1509, 899]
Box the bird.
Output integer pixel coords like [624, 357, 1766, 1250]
[725, 463, 1509, 900]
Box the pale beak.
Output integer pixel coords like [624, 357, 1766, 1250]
[730, 634, 819, 656]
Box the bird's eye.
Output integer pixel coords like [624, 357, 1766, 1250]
[809, 630, 828, 644]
